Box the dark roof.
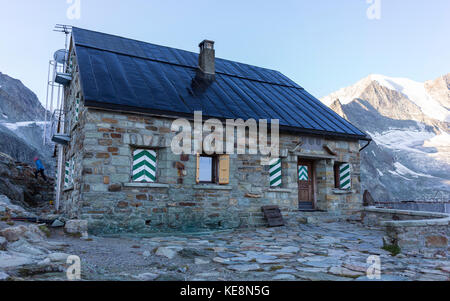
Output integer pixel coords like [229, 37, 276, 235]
[72, 27, 368, 140]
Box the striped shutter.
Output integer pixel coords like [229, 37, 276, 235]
[64, 159, 74, 188]
[132, 149, 157, 183]
[339, 163, 351, 190]
[269, 158, 282, 187]
[75, 97, 80, 122]
[298, 165, 308, 181]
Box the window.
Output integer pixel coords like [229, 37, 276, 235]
[198, 155, 217, 183]
[196, 154, 230, 185]
[334, 162, 351, 190]
[132, 149, 157, 183]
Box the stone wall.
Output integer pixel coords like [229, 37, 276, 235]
[58, 102, 362, 233]
[374, 202, 450, 214]
[362, 207, 450, 253]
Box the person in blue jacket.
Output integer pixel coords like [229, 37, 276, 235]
[34, 157, 47, 181]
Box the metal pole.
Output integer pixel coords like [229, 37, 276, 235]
[43, 61, 51, 145]
[55, 144, 64, 212]
[49, 61, 56, 117]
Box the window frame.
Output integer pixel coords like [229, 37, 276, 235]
[334, 162, 340, 189]
[198, 154, 219, 184]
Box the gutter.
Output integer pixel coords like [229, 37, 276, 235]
[359, 137, 372, 152]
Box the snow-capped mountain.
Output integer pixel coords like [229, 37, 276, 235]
[322, 73, 450, 202]
[0, 72, 53, 170]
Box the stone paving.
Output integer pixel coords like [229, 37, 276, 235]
[54, 221, 449, 281]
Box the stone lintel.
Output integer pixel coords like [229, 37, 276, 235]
[293, 152, 336, 160]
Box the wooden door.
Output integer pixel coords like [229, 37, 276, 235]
[298, 159, 314, 208]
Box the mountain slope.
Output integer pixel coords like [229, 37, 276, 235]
[322, 74, 450, 202]
[0, 72, 46, 122]
[0, 72, 53, 171]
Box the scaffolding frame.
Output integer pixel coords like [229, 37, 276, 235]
[44, 24, 72, 212]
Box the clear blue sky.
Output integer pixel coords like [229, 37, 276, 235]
[0, 0, 449, 107]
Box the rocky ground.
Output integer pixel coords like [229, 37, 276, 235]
[0, 154, 55, 210]
[1, 206, 448, 281]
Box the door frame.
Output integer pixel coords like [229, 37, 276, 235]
[297, 158, 317, 209]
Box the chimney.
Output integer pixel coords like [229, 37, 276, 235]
[198, 40, 215, 80]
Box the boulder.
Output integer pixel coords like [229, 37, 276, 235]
[0, 194, 35, 218]
[7, 239, 47, 256]
[0, 252, 35, 269]
[0, 225, 45, 242]
[50, 219, 65, 228]
[64, 220, 88, 236]
[1, 225, 28, 242]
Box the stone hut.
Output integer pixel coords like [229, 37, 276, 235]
[57, 27, 371, 234]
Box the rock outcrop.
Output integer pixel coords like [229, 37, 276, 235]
[0, 154, 54, 210]
[0, 72, 46, 122]
[0, 71, 54, 174]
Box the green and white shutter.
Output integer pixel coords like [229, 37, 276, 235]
[64, 159, 74, 189]
[298, 165, 308, 181]
[74, 97, 80, 123]
[339, 163, 351, 190]
[132, 149, 157, 183]
[269, 158, 282, 187]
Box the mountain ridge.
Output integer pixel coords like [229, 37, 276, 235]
[322, 73, 450, 202]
